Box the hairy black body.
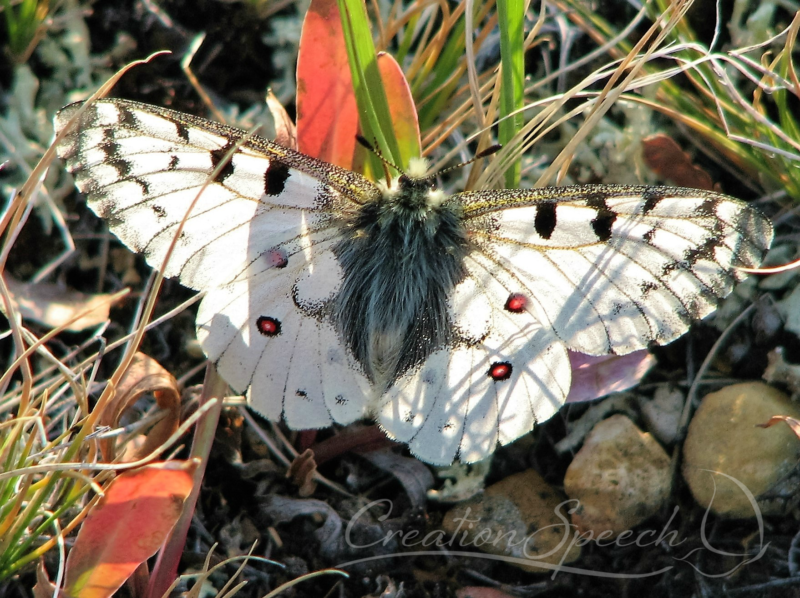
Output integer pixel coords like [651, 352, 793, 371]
[333, 176, 469, 387]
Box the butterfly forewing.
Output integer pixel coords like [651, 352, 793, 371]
[461, 185, 773, 356]
[55, 100, 379, 290]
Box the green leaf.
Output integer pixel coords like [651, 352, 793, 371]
[337, 0, 404, 173]
[497, 0, 524, 188]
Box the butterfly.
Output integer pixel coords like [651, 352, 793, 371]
[54, 98, 773, 465]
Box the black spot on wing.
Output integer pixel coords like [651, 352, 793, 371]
[117, 105, 138, 129]
[264, 161, 291, 196]
[174, 122, 190, 143]
[99, 140, 119, 160]
[131, 177, 150, 196]
[534, 202, 557, 239]
[642, 187, 665, 213]
[108, 157, 131, 178]
[586, 192, 616, 242]
[640, 280, 658, 296]
[694, 197, 718, 217]
[152, 204, 167, 219]
[684, 236, 720, 267]
[210, 142, 237, 183]
[168, 155, 179, 171]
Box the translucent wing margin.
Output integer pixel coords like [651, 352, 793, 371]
[460, 185, 772, 355]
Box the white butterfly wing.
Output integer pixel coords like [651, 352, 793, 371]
[56, 99, 376, 427]
[55, 100, 377, 290]
[376, 254, 570, 465]
[461, 186, 772, 356]
[197, 248, 372, 427]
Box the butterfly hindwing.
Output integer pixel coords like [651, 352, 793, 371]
[377, 255, 570, 465]
[461, 185, 773, 356]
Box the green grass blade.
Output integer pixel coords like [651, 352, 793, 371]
[497, 0, 524, 188]
[337, 0, 403, 172]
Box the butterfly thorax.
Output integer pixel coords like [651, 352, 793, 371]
[333, 173, 468, 388]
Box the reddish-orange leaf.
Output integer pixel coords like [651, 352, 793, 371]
[296, 0, 358, 167]
[757, 415, 800, 439]
[64, 460, 199, 598]
[378, 51, 421, 167]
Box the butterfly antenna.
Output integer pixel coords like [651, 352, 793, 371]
[356, 135, 404, 184]
[437, 144, 502, 176]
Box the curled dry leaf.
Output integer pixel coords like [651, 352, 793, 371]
[99, 352, 181, 462]
[287, 448, 318, 497]
[642, 133, 714, 190]
[266, 89, 297, 150]
[757, 415, 800, 440]
[310, 424, 396, 465]
[5, 274, 115, 331]
[360, 449, 435, 510]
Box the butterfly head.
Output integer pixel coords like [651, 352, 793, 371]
[382, 157, 447, 210]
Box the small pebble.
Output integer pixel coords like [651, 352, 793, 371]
[640, 385, 684, 445]
[682, 382, 800, 517]
[564, 414, 671, 536]
[442, 470, 580, 572]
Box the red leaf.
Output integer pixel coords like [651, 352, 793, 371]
[64, 460, 198, 598]
[296, 1, 420, 169]
[296, 0, 358, 167]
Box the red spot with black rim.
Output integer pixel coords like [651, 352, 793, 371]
[256, 316, 281, 336]
[488, 361, 512, 381]
[504, 293, 527, 313]
[264, 248, 288, 268]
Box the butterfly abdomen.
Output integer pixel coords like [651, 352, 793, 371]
[333, 183, 468, 387]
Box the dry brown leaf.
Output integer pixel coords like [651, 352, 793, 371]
[33, 560, 62, 598]
[266, 90, 297, 149]
[100, 352, 181, 462]
[642, 134, 714, 190]
[287, 448, 318, 497]
[5, 274, 114, 331]
[756, 415, 800, 439]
